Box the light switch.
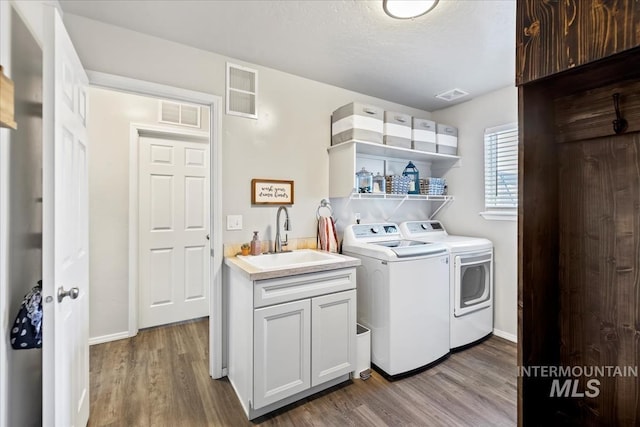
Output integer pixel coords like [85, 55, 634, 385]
[226, 215, 243, 230]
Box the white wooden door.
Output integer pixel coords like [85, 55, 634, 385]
[253, 299, 311, 409]
[138, 135, 210, 328]
[311, 290, 356, 387]
[42, 6, 90, 427]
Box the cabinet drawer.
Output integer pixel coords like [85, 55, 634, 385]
[254, 268, 356, 308]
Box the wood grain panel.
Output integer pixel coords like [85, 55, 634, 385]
[516, 0, 563, 84]
[558, 134, 640, 425]
[518, 84, 562, 424]
[517, 0, 640, 85]
[88, 319, 517, 426]
[518, 1, 640, 424]
[555, 79, 640, 143]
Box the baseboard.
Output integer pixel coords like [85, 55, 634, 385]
[89, 331, 130, 346]
[493, 328, 517, 343]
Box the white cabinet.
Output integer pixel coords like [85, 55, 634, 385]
[311, 290, 356, 386]
[253, 299, 311, 409]
[226, 267, 357, 420]
[327, 140, 459, 215]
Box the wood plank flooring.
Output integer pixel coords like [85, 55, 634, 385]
[88, 319, 516, 426]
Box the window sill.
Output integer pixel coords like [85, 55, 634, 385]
[479, 211, 517, 221]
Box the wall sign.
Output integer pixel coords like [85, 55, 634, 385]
[251, 179, 294, 205]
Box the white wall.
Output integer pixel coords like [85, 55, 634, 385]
[87, 87, 210, 339]
[0, 5, 10, 424]
[431, 85, 518, 340]
[0, 2, 45, 426]
[61, 14, 432, 339]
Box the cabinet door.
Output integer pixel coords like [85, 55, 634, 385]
[253, 299, 311, 409]
[311, 290, 356, 387]
[516, 0, 640, 85]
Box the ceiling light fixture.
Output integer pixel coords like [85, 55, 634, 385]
[383, 0, 439, 19]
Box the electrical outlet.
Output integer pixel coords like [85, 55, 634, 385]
[226, 215, 243, 230]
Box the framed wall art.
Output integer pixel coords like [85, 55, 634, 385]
[251, 179, 294, 205]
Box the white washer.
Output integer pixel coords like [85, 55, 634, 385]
[342, 223, 450, 378]
[399, 220, 494, 350]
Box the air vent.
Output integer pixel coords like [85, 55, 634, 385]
[435, 88, 469, 102]
[226, 62, 258, 119]
[159, 100, 201, 128]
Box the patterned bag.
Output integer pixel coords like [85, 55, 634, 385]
[10, 281, 43, 349]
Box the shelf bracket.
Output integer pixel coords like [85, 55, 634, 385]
[429, 197, 453, 220]
[384, 195, 409, 221]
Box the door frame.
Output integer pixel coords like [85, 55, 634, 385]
[87, 71, 224, 379]
[130, 123, 210, 330]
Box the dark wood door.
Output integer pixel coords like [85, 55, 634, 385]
[557, 134, 640, 425]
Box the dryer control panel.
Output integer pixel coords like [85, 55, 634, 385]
[402, 220, 446, 235]
[399, 220, 447, 238]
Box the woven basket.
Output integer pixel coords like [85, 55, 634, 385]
[385, 175, 411, 194]
[419, 177, 446, 195]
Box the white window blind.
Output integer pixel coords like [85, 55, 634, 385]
[484, 123, 518, 211]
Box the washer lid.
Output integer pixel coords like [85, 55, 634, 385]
[343, 222, 447, 259]
[370, 240, 446, 258]
[342, 240, 447, 260]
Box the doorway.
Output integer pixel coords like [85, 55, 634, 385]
[86, 74, 223, 379]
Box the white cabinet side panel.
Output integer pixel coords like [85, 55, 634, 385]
[226, 267, 254, 417]
[328, 143, 356, 197]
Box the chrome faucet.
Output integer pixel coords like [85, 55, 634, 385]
[274, 206, 291, 253]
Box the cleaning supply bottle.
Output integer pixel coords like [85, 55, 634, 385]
[250, 231, 262, 255]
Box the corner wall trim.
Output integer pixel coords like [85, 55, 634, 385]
[89, 331, 130, 346]
[493, 328, 517, 343]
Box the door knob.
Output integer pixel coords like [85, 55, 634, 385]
[206, 234, 210, 240]
[57, 286, 79, 303]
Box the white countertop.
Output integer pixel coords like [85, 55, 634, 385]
[224, 250, 361, 281]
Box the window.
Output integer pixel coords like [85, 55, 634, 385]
[482, 123, 518, 221]
[158, 100, 201, 128]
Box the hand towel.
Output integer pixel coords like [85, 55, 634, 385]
[318, 216, 339, 253]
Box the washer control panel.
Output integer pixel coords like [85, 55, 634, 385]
[350, 223, 401, 239]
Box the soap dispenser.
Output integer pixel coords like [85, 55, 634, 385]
[250, 231, 262, 255]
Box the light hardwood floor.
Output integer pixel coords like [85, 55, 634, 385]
[88, 319, 516, 426]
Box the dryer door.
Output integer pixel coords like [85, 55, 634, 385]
[453, 252, 493, 317]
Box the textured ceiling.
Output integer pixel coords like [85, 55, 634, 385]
[58, 0, 516, 112]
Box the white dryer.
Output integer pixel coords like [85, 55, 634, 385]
[342, 223, 450, 378]
[399, 220, 494, 350]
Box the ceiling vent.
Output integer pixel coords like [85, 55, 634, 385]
[435, 88, 469, 102]
[159, 100, 201, 128]
[226, 62, 258, 119]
